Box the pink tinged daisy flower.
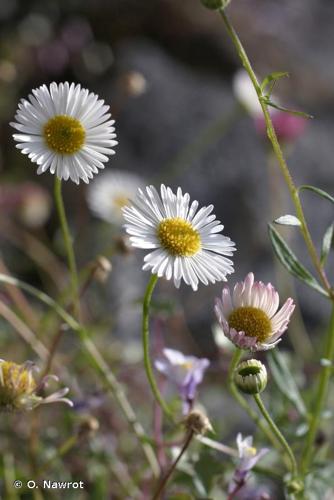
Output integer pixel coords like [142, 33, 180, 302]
[122, 184, 236, 291]
[215, 272, 295, 351]
[11, 82, 117, 184]
[155, 348, 210, 414]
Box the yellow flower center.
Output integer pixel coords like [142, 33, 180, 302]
[0, 361, 36, 410]
[228, 306, 272, 342]
[180, 361, 194, 370]
[43, 115, 85, 154]
[157, 217, 201, 257]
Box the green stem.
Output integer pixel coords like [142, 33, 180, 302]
[152, 430, 194, 500]
[301, 305, 334, 473]
[54, 177, 80, 317]
[253, 393, 298, 476]
[142, 274, 173, 419]
[228, 349, 281, 449]
[219, 9, 332, 298]
[0, 273, 160, 478]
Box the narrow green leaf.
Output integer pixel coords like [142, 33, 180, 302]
[268, 350, 307, 417]
[274, 214, 301, 227]
[260, 71, 289, 94]
[299, 185, 334, 204]
[264, 99, 313, 119]
[321, 223, 334, 266]
[268, 224, 328, 297]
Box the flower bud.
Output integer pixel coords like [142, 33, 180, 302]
[78, 416, 99, 438]
[184, 410, 213, 435]
[201, 0, 230, 10]
[234, 359, 267, 395]
[285, 478, 304, 495]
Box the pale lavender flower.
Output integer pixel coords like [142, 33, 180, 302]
[155, 348, 209, 414]
[229, 434, 269, 495]
[215, 272, 295, 351]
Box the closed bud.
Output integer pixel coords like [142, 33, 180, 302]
[78, 416, 99, 437]
[285, 478, 304, 495]
[201, 0, 230, 10]
[234, 359, 267, 395]
[184, 410, 213, 435]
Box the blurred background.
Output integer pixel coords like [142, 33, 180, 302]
[0, 1, 333, 498]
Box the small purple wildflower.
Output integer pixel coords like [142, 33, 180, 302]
[155, 348, 209, 414]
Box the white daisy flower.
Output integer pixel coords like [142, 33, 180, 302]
[215, 272, 295, 351]
[11, 82, 117, 184]
[123, 184, 236, 291]
[87, 170, 144, 226]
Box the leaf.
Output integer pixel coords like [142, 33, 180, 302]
[268, 349, 307, 417]
[299, 184, 334, 205]
[260, 71, 289, 95]
[264, 99, 313, 119]
[274, 214, 301, 227]
[321, 223, 334, 266]
[268, 224, 328, 297]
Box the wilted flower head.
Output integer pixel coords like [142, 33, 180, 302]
[155, 348, 209, 414]
[229, 433, 268, 494]
[0, 360, 73, 412]
[87, 170, 144, 226]
[11, 82, 117, 184]
[123, 184, 236, 291]
[215, 272, 295, 351]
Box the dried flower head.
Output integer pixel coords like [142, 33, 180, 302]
[215, 272, 295, 351]
[0, 360, 73, 412]
[184, 410, 213, 435]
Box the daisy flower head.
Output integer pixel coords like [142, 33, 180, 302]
[122, 184, 236, 291]
[87, 170, 144, 226]
[11, 82, 117, 184]
[215, 272, 295, 351]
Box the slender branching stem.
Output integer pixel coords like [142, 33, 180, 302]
[219, 9, 332, 298]
[142, 274, 173, 419]
[152, 430, 194, 500]
[253, 393, 298, 477]
[301, 305, 334, 473]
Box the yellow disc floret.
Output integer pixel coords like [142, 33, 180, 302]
[228, 306, 272, 342]
[43, 115, 85, 154]
[0, 361, 36, 411]
[158, 217, 201, 257]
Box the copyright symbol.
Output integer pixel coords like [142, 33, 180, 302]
[13, 480, 22, 489]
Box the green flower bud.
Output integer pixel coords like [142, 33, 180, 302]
[234, 359, 267, 395]
[201, 0, 230, 10]
[285, 478, 304, 495]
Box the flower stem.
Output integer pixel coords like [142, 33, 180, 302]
[301, 305, 334, 474]
[219, 9, 332, 298]
[0, 273, 160, 479]
[142, 274, 173, 419]
[253, 393, 298, 477]
[152, 430, 194, 500]
[228, 349, 281, 449]
[54, 177, 80, 317]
